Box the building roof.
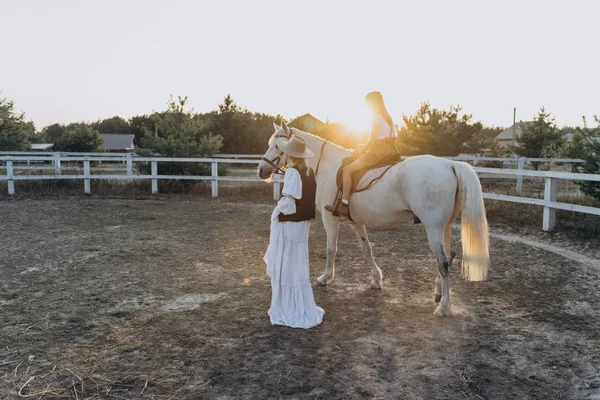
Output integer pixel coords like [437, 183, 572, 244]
[30, 143, 54, 150]
[297, 113, 325, 126]
[496, 121, 531, 141]
[100, 133, 135, 150]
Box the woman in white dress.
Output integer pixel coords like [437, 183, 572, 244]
[264, 135, 324, 329]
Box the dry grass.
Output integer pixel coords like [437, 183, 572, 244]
[1, 173, 598, 239]
[0, 176, 274, 201]
[481, 178, 600, 247]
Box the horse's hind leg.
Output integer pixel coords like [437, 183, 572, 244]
[444, 222, 458, 264]
[436, 198, 460, 303]
[445, 197, 461, 264]
[434, 274, 442, 304]
[426, 226, 453, 316]
[316, 213, 339, 286]
[351, 224, 383, 289]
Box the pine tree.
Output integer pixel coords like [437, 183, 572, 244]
[575, 116, 600, 200]
[511, 107, 565, 169]
[396, 103, 484, 156]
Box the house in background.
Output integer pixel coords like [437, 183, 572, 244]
[30, 143, 54, 152]
[100, 133, 135, 153]
[292, 113, 325, 133]
[496, 121, 577, 146]
[495, 121, 531, 146]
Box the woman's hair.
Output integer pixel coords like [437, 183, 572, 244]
[366, 91, 393, 127]
[287, 155, 310, 176]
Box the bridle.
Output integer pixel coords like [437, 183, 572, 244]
[261, 129, 290, 175]
[262, 128, 329, 177]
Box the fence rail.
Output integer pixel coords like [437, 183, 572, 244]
[0, 154, 596, 232]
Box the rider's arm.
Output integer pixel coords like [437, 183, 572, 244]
[358, 121, 379, 153]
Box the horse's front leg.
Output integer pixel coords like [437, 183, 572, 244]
[351, 224, 383, 289]
[315, 213, 339, 286]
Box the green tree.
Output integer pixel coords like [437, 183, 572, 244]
[129, 114, 156, 144]
[478, 126, 504, 142]
[511, 107, 565, 169]
[213, 94, 244, 153]
[564, 124, 588, 159]
[42, 123, 66, 139]
[139, 95, 224, 176]
[93, 116, 131, 134]
[396, 102, 485, 156]
[54, 123, 104, 152]
[0, 97, 35, 151]
[573, 116, 600, 200]
[211, 94, 283, 154]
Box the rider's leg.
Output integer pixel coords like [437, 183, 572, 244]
[325, 159, 363, 216]
[342, 160, 363, 202]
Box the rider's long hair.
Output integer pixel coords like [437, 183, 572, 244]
[287, 156, 310, 176]
[366, 91, 393, 127]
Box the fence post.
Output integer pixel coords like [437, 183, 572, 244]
[273, 174, 281, 201]
[54, 153, 62, 176]
[7, 160, 15, 195]
[211, 162, 218, 198]
[83, 159, 91, 194]
[516, 157, 526, 193]
[542, 177, 557, 231]
[151, 161, 158, 194]
[126, 153, 133, 182]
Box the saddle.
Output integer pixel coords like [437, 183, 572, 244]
[335, 154, 399, 194]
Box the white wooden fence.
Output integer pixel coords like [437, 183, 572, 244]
[0, 155, 274, 200]
[0, 154, 597, 232]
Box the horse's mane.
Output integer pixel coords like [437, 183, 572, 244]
[289, 127, 348, 152]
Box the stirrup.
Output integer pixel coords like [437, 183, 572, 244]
[325, 200, 350, 218]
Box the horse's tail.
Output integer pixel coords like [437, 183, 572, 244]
[453, 161, 490, 281]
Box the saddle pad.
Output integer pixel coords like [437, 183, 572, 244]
[354, 165, 394, 192]
[335, 155, 398, 194]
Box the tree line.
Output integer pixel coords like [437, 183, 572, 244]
[1, 93, 598, 199]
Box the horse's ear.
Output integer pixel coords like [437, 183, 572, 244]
[282, 121, 290, 132]
[272, 122, 280, 131]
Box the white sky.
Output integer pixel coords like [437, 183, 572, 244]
[1, 0, 599, 131]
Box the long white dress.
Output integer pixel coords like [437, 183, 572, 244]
[264, 168, 324, 328]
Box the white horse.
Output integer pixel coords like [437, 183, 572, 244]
[258, 123, 490, 316]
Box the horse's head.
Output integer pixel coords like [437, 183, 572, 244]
[258, 121, 292, 180]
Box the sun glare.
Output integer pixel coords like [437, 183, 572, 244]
[340, 108, 371, 134]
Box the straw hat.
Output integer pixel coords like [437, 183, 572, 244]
[276, 136, 315, 158]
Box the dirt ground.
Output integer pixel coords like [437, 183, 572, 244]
[1, 198, 599, 399]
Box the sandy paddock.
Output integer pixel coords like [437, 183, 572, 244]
[1, 198, 599, 399]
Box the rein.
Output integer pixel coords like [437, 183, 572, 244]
[261, 155, 286, 175]
[263, 129, 328, 177]
[261, 130, 291, 175]
[315, 140, 328, 176]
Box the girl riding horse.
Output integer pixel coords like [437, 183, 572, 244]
[325, 91, 400, 218]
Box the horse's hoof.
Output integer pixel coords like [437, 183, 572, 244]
[315, 276, 329, 286]
[370, 280, 382, 290]
[434, 305, 453, 317]
[434, 293, 442, 303]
